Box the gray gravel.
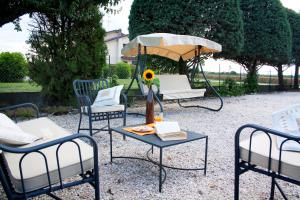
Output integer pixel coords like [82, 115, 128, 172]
[1, 92, 300, 199]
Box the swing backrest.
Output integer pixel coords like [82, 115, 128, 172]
[156, 75, 192, 93]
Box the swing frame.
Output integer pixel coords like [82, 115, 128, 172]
[125, 44, 223, 112]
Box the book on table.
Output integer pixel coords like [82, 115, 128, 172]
[155, 121, 187, 141]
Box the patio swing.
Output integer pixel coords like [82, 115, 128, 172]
[122, 33, 223, 112]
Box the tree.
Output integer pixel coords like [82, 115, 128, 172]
[129, 0, 244, 74]
[236, 0, 292, 92]
[0, 52, 28, 82]
[286, 9, 300, 89]
[27, 3, 107, 104]
[0, 0, 121, 28]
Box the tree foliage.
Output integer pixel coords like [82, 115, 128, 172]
[286, 9, 300, 89]
[0, 0, 121, 28]
[129, 0, 244, 74]
[235, 0, 292, 92]
[0, 52, 28, 82]
[28, 3, 106, 104]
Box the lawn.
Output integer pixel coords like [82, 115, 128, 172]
[0, 79, 225, 93]
[0, 82, 42, 93]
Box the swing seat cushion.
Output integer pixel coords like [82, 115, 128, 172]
[2, 117, 94, 193]
[155, 75, 206, 100]
[239, 134, 300, 181]
[162, 89, 206, 100]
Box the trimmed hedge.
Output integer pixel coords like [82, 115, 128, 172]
[0, 52, 28, 82]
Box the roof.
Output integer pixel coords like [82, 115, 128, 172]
[105, 33, 128, 42]
[105, 29, 129, 42]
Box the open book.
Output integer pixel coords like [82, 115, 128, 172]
[155, 121, 187, 141]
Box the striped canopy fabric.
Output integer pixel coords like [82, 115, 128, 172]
[121, 33, 222, 61]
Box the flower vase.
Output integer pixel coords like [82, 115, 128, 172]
[146, 87, 155, 124]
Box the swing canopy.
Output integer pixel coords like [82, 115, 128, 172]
[121, 33, 222, 61]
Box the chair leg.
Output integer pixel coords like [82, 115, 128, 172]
[234, 170, 240, 200]
[89, 115, 93, 136]
[270, 177, 275, 200]
[77, 111, 82, 133]
[94, 172, 100, 200]
[123, 112, 126, 140]
[234, 160, 240, 200]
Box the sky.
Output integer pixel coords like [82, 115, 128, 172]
[0, 0, 300, 75]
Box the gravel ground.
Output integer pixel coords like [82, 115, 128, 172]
[1, 92, 300, 200]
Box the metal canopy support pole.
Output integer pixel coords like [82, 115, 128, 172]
[178, 45, 223, 111]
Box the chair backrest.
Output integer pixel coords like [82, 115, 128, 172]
[272, 104, 300, 133]
[155, 75, 192, 93]
[73, 79, 109, 103]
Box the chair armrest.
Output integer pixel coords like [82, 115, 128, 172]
[120, 92, 128, 108]
[0, 133, 97, 154]
[236, 124, 300, 142]
[0, 103, 40, 120]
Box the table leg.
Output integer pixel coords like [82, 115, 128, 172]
[110, 129, 113, 163]
[159, 147, 163, 192]
[204, 137, 208, 175]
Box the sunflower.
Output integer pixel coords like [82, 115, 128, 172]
[143, 69, 155, 81]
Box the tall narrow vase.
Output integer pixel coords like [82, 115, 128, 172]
[146, 87, 155, 124]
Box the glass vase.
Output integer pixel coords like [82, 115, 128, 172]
[146, 86, 155, 124]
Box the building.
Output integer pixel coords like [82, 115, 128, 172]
[104, 29, 134, 64]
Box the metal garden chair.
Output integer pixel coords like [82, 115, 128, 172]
[73, 79, 127, 136]
[235, 123, 299, 199]
[0, 103, 100, 200]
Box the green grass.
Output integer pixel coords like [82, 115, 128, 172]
[118, 79, 139, 89]
[0, 82, 42, 93]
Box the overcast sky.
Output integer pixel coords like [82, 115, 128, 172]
[0, 0, 299, 74]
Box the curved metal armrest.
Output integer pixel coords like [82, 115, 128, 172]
[236, 124, 300, 141]
[0, 134, 97, 154]
[0, 103, 39, 118]
[120, 92, 128, 107]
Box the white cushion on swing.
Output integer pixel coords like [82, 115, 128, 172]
[162, 89, 206, 100]
[155, 75, 206, 100]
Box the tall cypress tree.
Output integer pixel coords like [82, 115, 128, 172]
[236, 0, 292, 92]
[286, 9, 300, 89]
[129, 0, 244, 73]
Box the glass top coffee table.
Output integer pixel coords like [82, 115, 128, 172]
[109, 126, 208, 192]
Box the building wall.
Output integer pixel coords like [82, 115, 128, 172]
[105, 30, 129, 64]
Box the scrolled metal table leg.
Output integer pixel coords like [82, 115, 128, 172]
[159, 147, 163, 192]
[110, 130, 113, 163]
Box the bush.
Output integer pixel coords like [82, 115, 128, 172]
[0, 52, 28, 82]
[219, 78, 245, 96]
[115, 62, 131, 79]
[110, 74, 119, 86]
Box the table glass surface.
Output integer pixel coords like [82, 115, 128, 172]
[111, 126, 207, 148]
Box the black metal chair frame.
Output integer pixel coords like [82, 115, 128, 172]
[0, 103, 100, 200]
[73, 79, 127, 136]
[235, 124, 300, 200]
[126, 45, 223, 112]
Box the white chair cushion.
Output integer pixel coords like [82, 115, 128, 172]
[0, 113, 40, 145]
[2, 117, 94, 193]
[272, 105, 300, 152]
[93, 85, 124, 106]
[240, 134, 300, 181]
[90, 104, 125, 113]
